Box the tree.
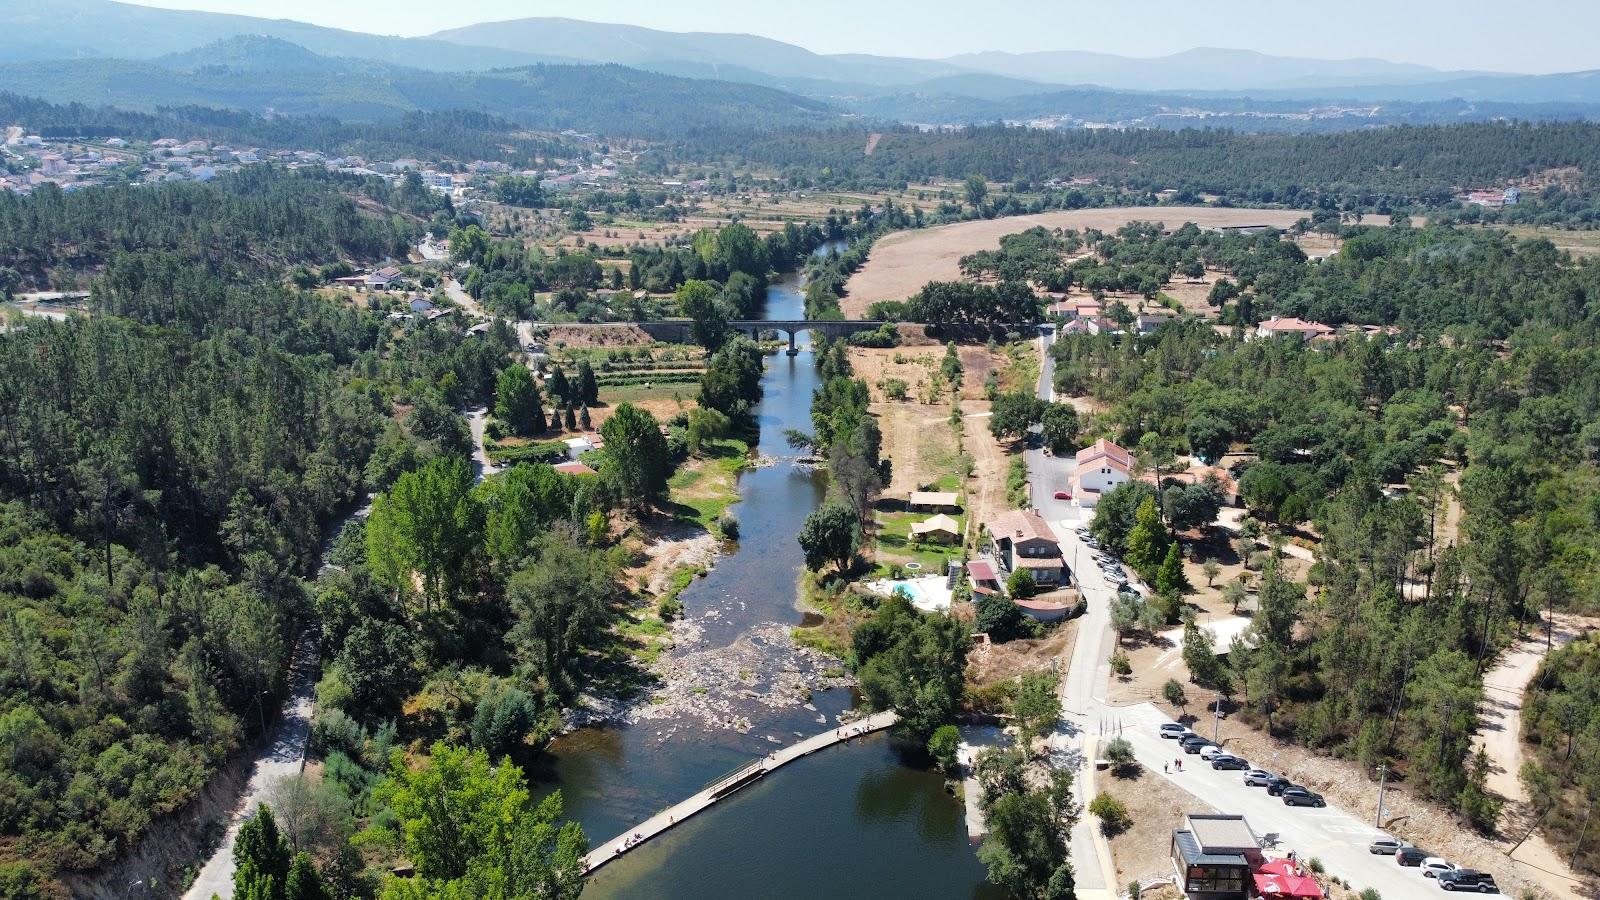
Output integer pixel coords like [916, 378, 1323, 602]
[1123, 497, 1171, 576]
[599, 403, 671, 512]
[798, 502, 859, 574]
[989, 391, 1046, 442]
[1155, 544, 1190, 597]
[964, 174, 989, 212]
[1089, 480, 1158, 552]
[1222, 579, 1247, 613]
[365, 456, 481, 609]
[375, 743, 586, 900]
[1040, 404, 1079, 454]
[928, 724, 961, 774]
[1201, 558, 1221, 588]
[285, 853, 332, 900]
[495, 365, 544, 436]
[854, 594, 969, 743]
[1007, 568, 1038, 599]
[546, 366, 572, 409]
[677, 279, 729, 349]
[1088, 794, 1132, 836]
[685, 407, 730, 454]
[1013, 672, 1063, 744]
[267, 773, 352, 856]
[234, 807, 292, 900]
[575, 360, 599, 406]
[1162, 480, 1225, 533]
[977, 592, 1027, 642]
[698, 336, 764, 418]
[1162, 678, 1188, 712]
[507, 527, 615, 699]
[1103, 736, 1136, 776]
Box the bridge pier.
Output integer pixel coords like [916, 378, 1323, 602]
[786, 331, 799, 356]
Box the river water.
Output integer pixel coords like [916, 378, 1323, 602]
[539, 262, 998, 899]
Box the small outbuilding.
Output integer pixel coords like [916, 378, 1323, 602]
[908, 490, 961, 513]
[910, 513, 961, 544]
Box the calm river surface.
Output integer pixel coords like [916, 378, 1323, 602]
[538, 263, 997, 898]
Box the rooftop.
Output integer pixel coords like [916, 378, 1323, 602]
[1187, 813, 1259, 853]
[1173, 829, 1248, 868]
[909, 490, 960, 507]
[986, 509, 1059, 546]
[1075, 438, 1134, 471]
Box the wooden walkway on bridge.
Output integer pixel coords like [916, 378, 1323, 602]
[583, 710, 899, 873]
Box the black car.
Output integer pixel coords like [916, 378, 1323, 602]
[1437, 868, 1498, 893]
[1211, 754, 1249, 771]
[1281, 787, 1326, 807]
[1265, 778, 1295, 796]
[1182, 739, 1213, 755]
[1396, 847, 1432, 867]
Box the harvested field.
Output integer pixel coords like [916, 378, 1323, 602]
[843, 206, 1312, 314]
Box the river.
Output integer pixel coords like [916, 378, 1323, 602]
[538, 261, 999, 898]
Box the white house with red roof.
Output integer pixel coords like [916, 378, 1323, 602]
[1069, 438, 1134, 505]
[1253, 316, 1334, 342]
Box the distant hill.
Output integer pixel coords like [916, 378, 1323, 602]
[0, 40, 839, 137]
[941, 47, 1484, 93]
[0, 0, 580, 71]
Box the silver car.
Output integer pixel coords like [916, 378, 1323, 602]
[1243, 768, 1278, 787]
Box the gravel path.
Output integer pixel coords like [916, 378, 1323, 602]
[181, 639, 318, 900]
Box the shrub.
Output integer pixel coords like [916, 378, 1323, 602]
[1088, 794, 1132, 836]
[658, 595, 684, 620]
[1006, 568, 1037, 599]
[1104, 736, 1137, 776]
[1162, 678, 1188, 710]
[311, 708, 367, 756]
[715, 513, 740, 540]
[1307, 857, 1324, 874]
[928, 725, 961, 774]
[1110, 649, 1132, 676]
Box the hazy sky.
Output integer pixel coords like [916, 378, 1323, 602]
[122, 0, 1599, 74]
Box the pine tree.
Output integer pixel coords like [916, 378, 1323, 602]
[1155, 544, 1190, 596]
[233, 807, 291, 900]
[284, 853, 331, 900]
[579, 405, 592, 429]
[563, 405, 578, 431]
[577, 360, 599, 406]
[548, 366, 572, 408]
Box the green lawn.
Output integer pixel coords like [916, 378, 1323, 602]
[874, 509, 963, 574]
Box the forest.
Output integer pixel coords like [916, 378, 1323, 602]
[0, 94, 575, 169]
[0, 166, 449, 287]
[1051, 224, 1600, 835]
[675, 121, 1600, 224]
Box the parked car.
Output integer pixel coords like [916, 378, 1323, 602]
[1199, 744, 1225, 761]
[1181, 737, 1212, 754]
[1159, 723, 1190, 739]
[1396, 847, 1432, 867]
[1369, 837, 1406, 855]
[1420, 858, 1456, 878]
[1211, 754, 1249, 771]
[1265, 778, 1294, 796]
[1281, 787, 1326, 807]
[1243, 769, 1278, 787]
[1053, 490, 1071, 500]
[1437, 869, 1497, 893]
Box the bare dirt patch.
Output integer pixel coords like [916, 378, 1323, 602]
[843, 206, 1313, 314]
[1099, 761, 1211, 890]
[543, 324, 654, 348]
[966, 621, 1079, 692]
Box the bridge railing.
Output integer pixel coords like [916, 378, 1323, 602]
[703, 758, 766, 799]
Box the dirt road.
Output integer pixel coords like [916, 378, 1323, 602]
[842, 206, 1312, 314]
[181, 639, 318, 900]
[1474, 614, 1594, 804]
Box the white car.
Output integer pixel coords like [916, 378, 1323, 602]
[1421, 858, 1456, 879]
[1199, 744, 1225, 761]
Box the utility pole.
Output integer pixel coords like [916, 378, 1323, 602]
[1213, 690, 1222, 743]
[1375, 763, 1388, 830]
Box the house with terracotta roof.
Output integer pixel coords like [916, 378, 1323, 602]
[553, 461, 598, 476]
[1253, 316, 1334, 342]
[984, 510, 1068, 587]
[1069, 438, 1134, 505]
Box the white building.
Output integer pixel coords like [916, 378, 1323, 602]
[1069, 438, 1134, 504]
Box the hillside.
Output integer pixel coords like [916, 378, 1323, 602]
[0, 41, 839, 137]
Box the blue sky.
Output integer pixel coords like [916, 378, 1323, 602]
[123, 0, 1600, 74]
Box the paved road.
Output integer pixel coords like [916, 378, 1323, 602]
[182, 639, 318, 900]
[1028, 327, 1078, 524]
[441, 278, 487, 321]
[583, 711, 898, 873]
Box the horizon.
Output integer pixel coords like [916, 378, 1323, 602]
[109, 0, 1599, 75]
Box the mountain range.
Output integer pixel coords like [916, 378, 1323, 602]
[2, 0, 1599, 131]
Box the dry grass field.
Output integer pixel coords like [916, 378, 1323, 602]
[842, 206, 1313, 314]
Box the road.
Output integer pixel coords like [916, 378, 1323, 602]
[1474, 614, 1593, 804]
[467, 406, 497, 482]
[182, 639, 318, 900]
[1028, 327, 1077, 524]
[1027, 331, 1433, 898]
[441, 277, 487, 321]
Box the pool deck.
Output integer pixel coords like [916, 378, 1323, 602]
[583, 710, 900, 873]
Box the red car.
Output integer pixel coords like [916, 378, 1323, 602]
[1053, 490, 1071, 500]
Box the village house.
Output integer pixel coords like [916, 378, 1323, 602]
[1069, 438, 1133, 505]
[1135, 309, 1175, 334]
[365, 266, 403, 289]
[984, 509, 1068, 587]
[910, 513, 961, 545]
[1252, 316, 1334, 342]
